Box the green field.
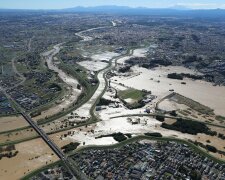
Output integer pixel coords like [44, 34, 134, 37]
[118, 88, 146, 102]
[118, 88, 146, 109]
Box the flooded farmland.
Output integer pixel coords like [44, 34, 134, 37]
[112, 66, 225, 116]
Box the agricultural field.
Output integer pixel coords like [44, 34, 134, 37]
[158, 93, 225, 126]
[118, 88, 148, 109]
[0, 8, 225, 180]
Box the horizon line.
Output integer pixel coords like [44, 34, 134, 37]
[0, 5, 225, 11]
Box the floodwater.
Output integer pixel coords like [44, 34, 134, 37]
[117, 48, 149, 64]
[74, 65, 108, 119]
[78, 61, 108, 71]
[34, 44, 82, 120]
[91, 52, 119, 62]
[112, 66, 225, 116]
[158, 99, 188, 112]
[78, 51, 120, 71]
[132, 48, 149, 57]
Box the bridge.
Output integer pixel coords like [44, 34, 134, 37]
[20, 112, 79, 179]
[0, 87, 87, 180]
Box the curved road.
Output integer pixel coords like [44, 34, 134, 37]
[10, 36, 35, 91]
[75, 25, 112, 41]
[1, 23, 117, 179]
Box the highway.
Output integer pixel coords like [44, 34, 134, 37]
[0, 25, 116, 179]
[20, 110, 88, 179]
[20, 112, 77, 179]
[0, 86, 87, 180]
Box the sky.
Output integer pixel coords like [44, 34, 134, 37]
[1, 0, 225, 10]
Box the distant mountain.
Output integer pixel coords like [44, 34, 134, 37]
[64, 5, 136, 13]
[169, 5, 191, 10]
[61, 6, 185, 15]
[1, 6, 225, 18]
[61, 6, 225, 18]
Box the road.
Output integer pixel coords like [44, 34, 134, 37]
[0, 42, 88, 179]
[1, 25, 117, 179]
[10, 57, 26, 90]
[0, 86, 87, 180]
[27, 36, 34, 52]
[75, 26, 111, 41]
[11, 42, 88, 179]
[8, 36, 35, 91]
[20, 111, 85, 180]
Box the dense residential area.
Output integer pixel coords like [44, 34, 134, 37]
[31, 141, 225, 180]
[0, 2, 225, 180]
[0, 92, 15, 115]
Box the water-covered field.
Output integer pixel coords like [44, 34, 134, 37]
[112, 66, 225, 116]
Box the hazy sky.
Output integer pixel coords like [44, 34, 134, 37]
[1, 0, 225, 9]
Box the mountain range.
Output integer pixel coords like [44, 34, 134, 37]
[0, 5, 225, 18]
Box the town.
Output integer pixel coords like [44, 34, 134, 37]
[0, 3, 225, 180]
[31, 140, 225, 180]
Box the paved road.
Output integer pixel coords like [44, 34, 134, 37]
[8, 36, 34, 91]
[20, 112, 82, 180]
[0, 87, 86, 180]
[27, 36, 34, 52]
[1, 25, 119, 179]
[10, 57, 26, 90]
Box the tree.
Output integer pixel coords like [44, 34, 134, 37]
[156, 115, 165, 122]
[190, 170, 201, 180]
